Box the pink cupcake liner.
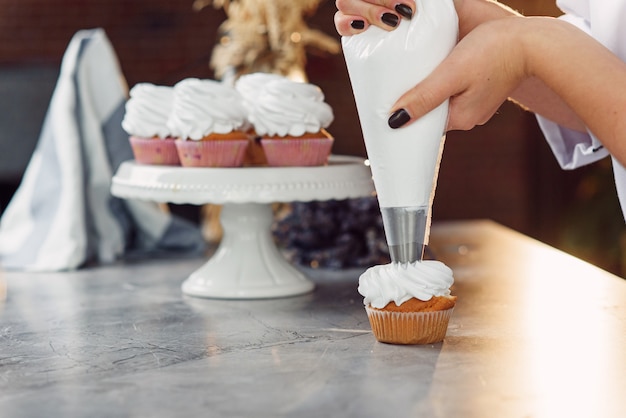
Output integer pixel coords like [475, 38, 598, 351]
[129, 136, 180, 166]
[175, 139, 249, 167]
[260, 137, 333, 167]
[365, 305, 454, 345]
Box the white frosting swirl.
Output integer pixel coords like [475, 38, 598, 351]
[122, 83, 174, 139]
[167, 78, 248, 140]
[235, 73, 334, 137]
[235, 73, 285, 103]
[358, 261, 454, 308]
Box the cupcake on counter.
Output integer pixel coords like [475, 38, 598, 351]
[167, 78, 250, 168]
[235, 73, 334, 167]
[358, 261, 456, 345]
[122, 83, 180, 165]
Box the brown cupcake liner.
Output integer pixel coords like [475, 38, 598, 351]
[365, 305, 454, 345]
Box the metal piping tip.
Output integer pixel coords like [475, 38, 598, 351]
[381, 206, 428, 264]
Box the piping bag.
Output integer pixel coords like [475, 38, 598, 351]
[342, 0, 458, 263]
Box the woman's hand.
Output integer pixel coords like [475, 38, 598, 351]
[334, 0, 514, 37]
[334, 0, 416, 35]
[389, 16, 529, 131]
[334, 1, 582, 130]
[334, 0, 528, 132]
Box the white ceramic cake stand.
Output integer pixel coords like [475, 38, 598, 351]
[111, 155, 375, 299]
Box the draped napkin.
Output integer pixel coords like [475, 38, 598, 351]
[0, 28, 205, 271]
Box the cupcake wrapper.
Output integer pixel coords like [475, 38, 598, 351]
[365, 305, 454, 345]
[129, 136, 180, 166]
[175, 139, 249, 167]
[261, 137, 333, 167]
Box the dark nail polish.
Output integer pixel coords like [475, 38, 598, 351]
[350, 20, 365, 30]
[388, 109, 411, 129]
[395, 4, 413, 19]
[381, 12, 399, 28]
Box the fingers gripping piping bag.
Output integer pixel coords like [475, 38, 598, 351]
[342, 0, 458, 263]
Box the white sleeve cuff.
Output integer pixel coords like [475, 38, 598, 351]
[536, 114, 608, 170]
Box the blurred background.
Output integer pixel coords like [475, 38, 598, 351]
[0, 0, 624, 276]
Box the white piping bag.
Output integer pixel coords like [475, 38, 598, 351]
[342, 0, 458, 262]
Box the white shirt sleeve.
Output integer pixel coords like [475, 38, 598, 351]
[536, 115, 626, 220]
[535, 116, 608, 170]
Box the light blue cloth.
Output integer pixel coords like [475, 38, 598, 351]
[0, 28, 205, 271]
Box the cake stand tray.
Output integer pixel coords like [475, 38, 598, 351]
[111, 155, 375, 299]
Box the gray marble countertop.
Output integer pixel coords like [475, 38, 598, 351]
[2, 220, 626, 418]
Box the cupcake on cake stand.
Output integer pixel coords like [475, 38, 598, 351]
[111, 155, 374, 299]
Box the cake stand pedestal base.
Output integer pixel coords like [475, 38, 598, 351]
[111, 156, 375, 299]
[181, 203, 314, 299]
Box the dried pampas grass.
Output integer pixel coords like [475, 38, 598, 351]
[194, 0, 340, 82]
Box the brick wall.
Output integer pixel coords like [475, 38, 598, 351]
[0, 0, 224, 84]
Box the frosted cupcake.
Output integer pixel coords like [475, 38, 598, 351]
[122, 83, 180, 165]
[234, 73, 283, 166]
[235, 73, 334, 167]
[167, 78, 250, 167]
[358, 261, 456, 345]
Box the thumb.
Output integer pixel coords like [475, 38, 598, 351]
[387, 66, 459, 129]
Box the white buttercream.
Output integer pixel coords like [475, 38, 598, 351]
[235, 73, 285, 103]
[167, 78, 248, 140]
[342, 0, 458, 208]
[122, 83, 174, 139]
[358, 261, 454, 308]
[235, 73, 334, 137]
